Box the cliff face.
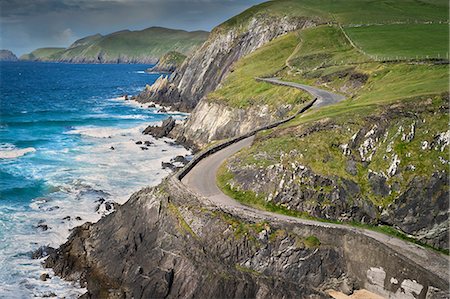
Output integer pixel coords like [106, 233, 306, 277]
[175, 101, 292, 147]
[134, 16, 317, 110]
[0, 50, 18, 61]
[45, 183, 348, 298]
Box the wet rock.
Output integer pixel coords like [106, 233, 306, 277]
[143, 141, 153, 146]
[62, 216, 71, 221]
[40, 272, 50, 281]
[75, 216, 82, 221]
[157, 107, 167, 113]
[161, 162, 176, 171]
[143, 116, 176, 138]
[36, 224, 50, 231]
[172, 155, 188, 164]
[135, 141, 143, 145]
[32, 246, 56, 259]
[140, 147, 148, 151]
[110, 146, 115, 150]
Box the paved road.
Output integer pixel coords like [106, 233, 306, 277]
[257, 77, 346, 107]
[180, 79, 448, 281]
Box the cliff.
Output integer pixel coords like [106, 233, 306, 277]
[0, 50, 18, 61]
[20, 27, 208, 64]
[132, 15, 318, 111]
[45, 183, 346, 298]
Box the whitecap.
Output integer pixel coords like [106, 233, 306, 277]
[66, 125, 148, 138]
[0, 145, 36, 159]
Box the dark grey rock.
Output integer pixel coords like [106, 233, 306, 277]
[368, 172, 389, 196]
[32, 246, 56, 259]
[143, 117, 176, 138]
[40, 273, 50, 281]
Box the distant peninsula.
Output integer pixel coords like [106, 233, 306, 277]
[0, 50, 18, 61]
[20, 27, 208, 64]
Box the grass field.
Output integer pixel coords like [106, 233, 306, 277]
[218, 0, 449, 32]
[344, 24, 449, 59]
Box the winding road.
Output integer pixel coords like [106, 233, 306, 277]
[179, 78, 448, 284]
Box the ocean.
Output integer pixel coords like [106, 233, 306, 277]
[0, 62, 189, 298]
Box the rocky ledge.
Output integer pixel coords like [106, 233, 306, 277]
[44, 183, 349, 298]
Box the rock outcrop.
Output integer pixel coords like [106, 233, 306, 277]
[175, 101, 294, 147]
[134, 15, 317, 111]
[0, 49, 18, 61]
[45, 184, 348, 298]
[146, 51, 187, 73]
[143, 116, 176, 138]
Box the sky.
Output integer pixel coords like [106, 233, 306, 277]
[0, 0, 266, 56]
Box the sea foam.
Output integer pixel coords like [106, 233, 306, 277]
[0, 144, 36, 159]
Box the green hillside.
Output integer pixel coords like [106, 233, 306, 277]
[19, 47, 65, 61]
[218, 0, 448, 31]
[21, 27, 208, 63]
[214, 0, 449, 248]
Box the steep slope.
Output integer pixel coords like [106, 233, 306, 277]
[0, 50, 18, 61]
[20, 27, 208, 64]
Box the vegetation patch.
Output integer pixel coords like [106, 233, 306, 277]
[167, 203, 199, 240]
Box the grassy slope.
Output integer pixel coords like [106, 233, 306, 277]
[158, 51, 187, 66]
[218, 0, 448, 30]
[23, 27, 209, 62]
[19, 48, 65, 60]
[207, 33, 311, 110]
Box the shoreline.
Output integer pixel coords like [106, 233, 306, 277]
[0, 76, 192, 298]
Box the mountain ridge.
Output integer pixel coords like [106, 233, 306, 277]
[20, 27, 209, 64]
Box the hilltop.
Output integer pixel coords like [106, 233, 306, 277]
[20, 27, 208, 64]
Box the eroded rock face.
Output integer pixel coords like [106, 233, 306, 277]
[134, 16, 317, 111]
[45, 185, 347, 298]
[381, 172, 449, 249]
[227, 154, 379, 224]
[176, 101, 293, 148]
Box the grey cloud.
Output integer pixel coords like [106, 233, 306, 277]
[0, 0, 264, 55]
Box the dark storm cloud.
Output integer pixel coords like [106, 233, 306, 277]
[0, 0, 265, 56]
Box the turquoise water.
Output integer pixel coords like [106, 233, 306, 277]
[0, 62, 189, 298]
